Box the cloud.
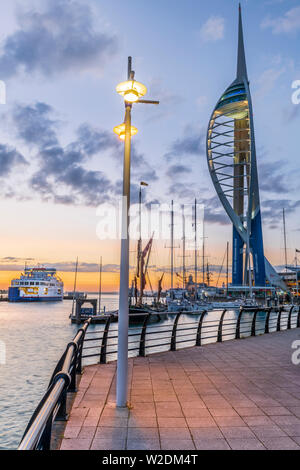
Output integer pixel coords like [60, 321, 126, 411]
[0, 259, 122, 273]
[258, 160, 289, 194]
[165, 126, 206, 161]
[261, 198, 300, 228]
[261, 6, 300, 34]
[0, 0, 118, 79]
[199, 16, 225, 42]
[12, 102, 59, 148]
[8, 100, 157, 207]
[166, 183, 230, 226]
[166, 164, 192, 178]
[0, 144, 27, 177]
[254, 66, 285, 98]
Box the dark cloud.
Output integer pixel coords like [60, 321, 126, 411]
[0, 144, 27, 176]
[168, 182, 198, 201]
[76, 124, 120, 157]
[165, 127, 206, 161]
[0, 0, 118, 79]
[261, 198, 300, 228]
[8, 101, 157, 207]
[167, 182, 230, 226]
[258, 160, 288, 194]
[200, 195, 230, 226]
[12, 102, 59, 148]
[166, 164, 192, 178]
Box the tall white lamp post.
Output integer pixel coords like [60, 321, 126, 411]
[114, 57, 159, 407]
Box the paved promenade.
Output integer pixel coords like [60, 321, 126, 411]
[60, 328, 300, 450]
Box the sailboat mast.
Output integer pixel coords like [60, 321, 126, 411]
[202, 212, 205, 285]
[283, 208, 288, 272]
[182, 205, 186, 289]
[171, 200, 174, 291]
[226, 241, 229, 296]
[71, 257, 78, 317]
[98, 256, 102, 314]
[194, 199, 197, 291]
[137, 185, 142, 277]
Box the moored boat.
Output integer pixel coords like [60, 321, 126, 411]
[8, 266, 63, 302]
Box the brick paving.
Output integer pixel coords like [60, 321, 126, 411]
[60, 328, 300, 450]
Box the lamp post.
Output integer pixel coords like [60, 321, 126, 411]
[114, 57, 159, 407]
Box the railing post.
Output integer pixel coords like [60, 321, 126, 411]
[297, 307, 300, 328]
[251, 309, 259, 337]
[265, 308, 272, 334]
[196, 310, 207, 346]
[55, 389, 68, 421]
[217, 309, 227, 343]
[76, 321, 89, 374]
[100, 314, 113, 364]
[277, 306, 284, 332]
[235, 308, 244, 339]
[39, 413, 53, 450]
[287, 305, 294, 330]
[139, 313, 151, 357]
[68, 342, 78, 392]
[171, 312, 182, 351]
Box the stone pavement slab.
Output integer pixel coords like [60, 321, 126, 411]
[60, 328, 300, 450]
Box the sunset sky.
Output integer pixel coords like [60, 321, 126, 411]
[0, 0, 299, 292]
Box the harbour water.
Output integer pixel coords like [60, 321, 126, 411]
[0, 295, 273, 450]
[0, 294, 118, 450]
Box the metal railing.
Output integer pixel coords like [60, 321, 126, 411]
[18, 319, 91, 450]
[82, 306, 300, 365]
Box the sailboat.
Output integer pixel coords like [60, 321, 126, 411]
[127, 182, 161, 322]
[165, 200, 212, 313]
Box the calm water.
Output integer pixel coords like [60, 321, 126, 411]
[0, 295, 279, 450]
[0, 294, 118, 450]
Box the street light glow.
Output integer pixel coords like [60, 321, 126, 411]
[113, 123, 138, 140]
[116, 80, 147, 102]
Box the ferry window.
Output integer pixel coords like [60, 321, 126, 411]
[36, 282, 40, 285]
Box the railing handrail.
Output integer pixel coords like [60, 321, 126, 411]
[81, 305, 300, 364]
[18, 319, 91, 451]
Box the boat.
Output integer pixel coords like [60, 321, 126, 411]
[240, 297, 262, 310]
[8, 266, 63, 302]
[211, 299, 243, 309]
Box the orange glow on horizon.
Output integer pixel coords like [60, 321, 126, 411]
[0, 270, 230, 293]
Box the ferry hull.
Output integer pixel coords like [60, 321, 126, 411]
[8, 287, 63, 302]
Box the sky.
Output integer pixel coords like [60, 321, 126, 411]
[0, 0, 299, 292]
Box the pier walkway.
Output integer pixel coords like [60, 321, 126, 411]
[60, 328, 300, 450]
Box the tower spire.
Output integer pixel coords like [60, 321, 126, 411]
[236, 4, 248, 82]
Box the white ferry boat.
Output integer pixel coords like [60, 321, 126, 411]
[8, 266, 64, 302]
